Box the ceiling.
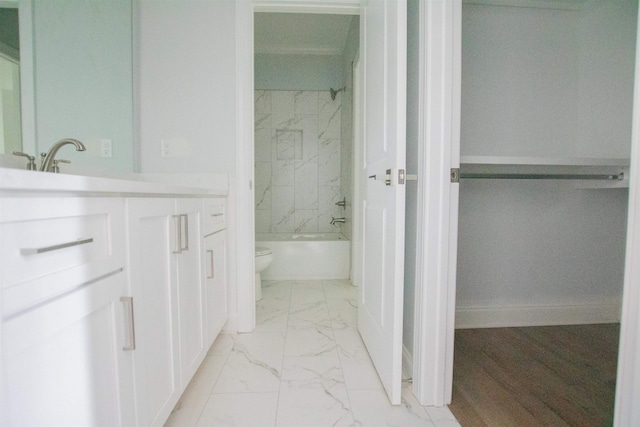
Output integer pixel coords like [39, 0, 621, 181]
[254, 13, 355, 56]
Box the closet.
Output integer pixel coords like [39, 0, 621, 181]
[456, 0, 637, 328]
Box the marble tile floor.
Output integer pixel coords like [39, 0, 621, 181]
[165, 279, 460, 427]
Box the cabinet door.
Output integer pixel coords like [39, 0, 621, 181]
[1, 273, 135, 427]
[126, 198, 180, 427]
[175, 199, 206, 384]
[204, 230, 228, 346]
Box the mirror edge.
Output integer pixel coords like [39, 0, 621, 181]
[18, 0, 35, 157]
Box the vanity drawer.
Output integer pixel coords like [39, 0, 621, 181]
[0, 197, 125, 316]
[202, 198, 227, 235]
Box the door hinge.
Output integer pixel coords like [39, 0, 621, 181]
[398, 169, 405, 185]
[450, 168, 460, 183]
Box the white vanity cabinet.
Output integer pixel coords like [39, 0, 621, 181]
[174, 199, 207, 385]
[204, 229, 228, 345]
[0, 168, 229, 427]
[202, 198, 228, 344]
[126, 197, 211, 427]
[0, 197, 135, 426]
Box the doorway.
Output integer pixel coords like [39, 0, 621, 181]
[449, 0, 637, 422]
[238, 0, 410, 406]
[252, 12, 359, 288]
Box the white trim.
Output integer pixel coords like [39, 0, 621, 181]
[462, 0, 589, 10]
[18, 0, 36, 156]
[0, 42, 19, 62]
[412, 0, 461, 407]
[456, 303, 621, 329]
[253, 2, 359, 14]
[236, 0, 256, 332]
[351, 52, 363, 287]
[255, 46, 345, 56]
[402, 344, 413, 382]
[614, 4, 640, 424]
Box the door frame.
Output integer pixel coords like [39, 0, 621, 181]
[410, 0, 640, 419]
[614, 5, 640, 422]
[235, 0, 462, 408]
[235, 0, 362, 333]
[410, 0, 461, 406]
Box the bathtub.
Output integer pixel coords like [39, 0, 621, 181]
[256, 233, 350, 280]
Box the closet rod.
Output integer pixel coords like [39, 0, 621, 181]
[460, 172, 624, 181]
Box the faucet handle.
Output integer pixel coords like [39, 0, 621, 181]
[13, 151, 37, 170]
[52, 159, 70, 173]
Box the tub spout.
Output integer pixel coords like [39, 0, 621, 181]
[330, 216, 346, 225]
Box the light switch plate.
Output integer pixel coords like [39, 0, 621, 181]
[161, 140, 172, 157]
[100, 139, 112, 158]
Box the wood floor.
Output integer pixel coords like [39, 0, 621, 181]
[448, 324, 619, 427]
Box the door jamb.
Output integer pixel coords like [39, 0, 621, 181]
[411, 0, 461, 406]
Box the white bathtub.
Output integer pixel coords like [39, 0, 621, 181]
[256, 233, 350, 280]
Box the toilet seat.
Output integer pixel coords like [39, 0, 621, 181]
[255, 246, 272, 256]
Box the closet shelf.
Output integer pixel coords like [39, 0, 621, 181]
[460, 156, 629, 167]
[459, 156, 630, 188]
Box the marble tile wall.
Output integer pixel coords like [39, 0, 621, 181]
[255, 90, 346, 234]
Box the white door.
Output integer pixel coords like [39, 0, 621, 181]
[357, 0, 407, 405]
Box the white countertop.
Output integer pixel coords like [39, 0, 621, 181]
[0, 168, 228, 197]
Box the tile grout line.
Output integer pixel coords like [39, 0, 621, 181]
[272, 279, 294, 426]
[192, 344, 235, 426]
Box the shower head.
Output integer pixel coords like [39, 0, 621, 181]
[330, 87, 346, 100]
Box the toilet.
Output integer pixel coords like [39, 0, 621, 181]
[254, 246, 273, 301]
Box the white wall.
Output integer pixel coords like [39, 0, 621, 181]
[577, 0, 637, 159]
[255, 53, 343, 91]
[137, 0, 236, 175]
[136, 0, 240, 330]
[456, 1, 637, 327]
[33, 0, 134, 174]
[461, 4, 579, 158]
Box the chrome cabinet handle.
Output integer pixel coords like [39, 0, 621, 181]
[120, 297, 136, 351]
[211, 213, 223, 217]
[172, 215, 182, 254]
[182, 214, 189, 251]
[207, 249, 215, 279]
[20, 237, 93, 255]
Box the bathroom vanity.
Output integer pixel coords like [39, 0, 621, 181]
[0, 168, 228, 426]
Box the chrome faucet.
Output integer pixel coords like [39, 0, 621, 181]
[330, 216, 346, 225]
[40, 138, 86, 172]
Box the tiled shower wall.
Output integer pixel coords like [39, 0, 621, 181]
[254, 90, 346, 234]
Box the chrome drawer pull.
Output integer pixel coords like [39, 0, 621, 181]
[207, 249, 215, 278]
[182, 214, 189, 251]
[120, 296, 136, 351]
[172, 215, 182, 254]
[20, 237, 94, 255]
[211, 213, 223, 217]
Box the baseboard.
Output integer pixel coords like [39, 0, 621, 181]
[455, 302, 621, 329]
[402, 344, 413, 381]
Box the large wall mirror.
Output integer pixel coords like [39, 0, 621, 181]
[0, 5, 21, 156]
[1, 0, 134, 174]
